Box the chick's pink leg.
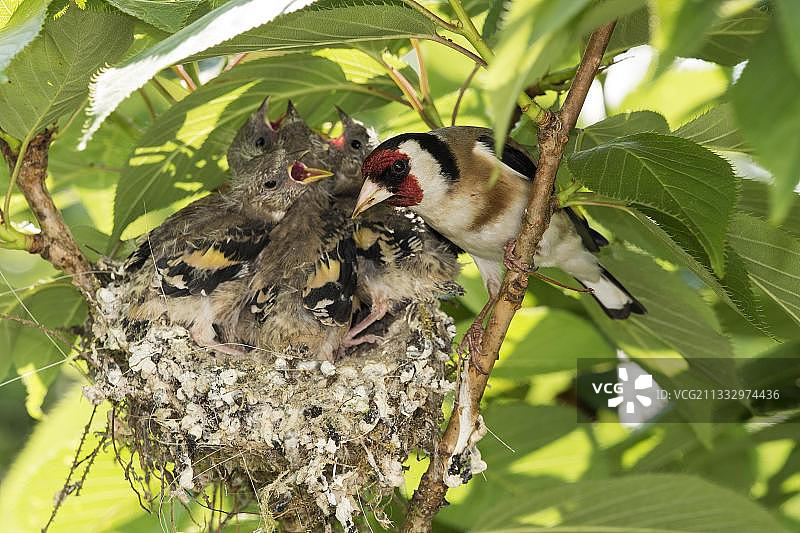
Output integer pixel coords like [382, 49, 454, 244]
[340, 300, 390, 348]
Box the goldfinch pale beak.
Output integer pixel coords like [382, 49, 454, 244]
[353, 179, 394, 218]
[288, 162, 333, 184]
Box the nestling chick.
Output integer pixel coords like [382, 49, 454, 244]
[220, 187, 358, 361]
[123, 144, 333, 355]
[343, 197, 463, 347]
[353, 126, 646, 325]
[326, 107, 462, 347]
[326, 106, 378, 193]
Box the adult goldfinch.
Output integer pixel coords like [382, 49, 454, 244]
[123, 145, 333, 355]
[353, 126, 646, 321]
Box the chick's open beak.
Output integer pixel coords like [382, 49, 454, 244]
[288, 161, 333, 184]
[352, 179, 394, 218]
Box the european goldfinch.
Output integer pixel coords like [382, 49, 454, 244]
[353, 126, 646, 322]
[123, 145, 333, 355]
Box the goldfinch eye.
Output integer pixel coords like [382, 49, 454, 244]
[264, 180, 277, 189]
[350, 139, 362, 150]
[391, 159, 408, 175]
[255, 137, 266, 149]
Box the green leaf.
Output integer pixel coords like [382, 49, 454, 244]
[487, 0, 590, 150]
[728, 213, 800, 326]
[196, 0, 440, 59]
[568, 132, 737, 276]
[104, 0, 203, 32]
[674, 103, 750, 154]
[587, 245, 732, 358]
[459, 474, 790, 532]
[574, 110, 669, 150]
[605, 4, 650, 55]
[80, 0, 436, 147]
[736, 179, 800, 238]
[6, 284, 85, 417]
[776, 0, 800, 76]
[732, 21, 800, 224]
[696, 4, 770, 66]
[653, 0, 722, 75]
[481, 0, 511, 46]
[110, 55, 396, 245]
[585, 205, 766, 334]
[493, 308, 614, 377]
[0, 388, 147, 532]
[0, 8, 133, 139]
[0, 0, 52, 83]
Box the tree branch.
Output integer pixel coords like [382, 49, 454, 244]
[402, 21, 617, 533]
[0, 130, 97, 297]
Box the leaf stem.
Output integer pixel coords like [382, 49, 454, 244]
[427, 35, 486, 67]
[401, 0, 460, 32]
[447, 0, 545, 122]
[172, 65, 197, 91]
[3, 133, 31, 228]
[138, 88, 157, 121]
[411, 38, 443, 127]
[377, 55, 439, 129]
[150, 77, 177, 104]
[451, 63, 479, 126]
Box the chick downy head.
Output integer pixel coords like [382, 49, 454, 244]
[328, 106, 378, 187]
[230, 146, 333, 218]
[227, 97, 279, 177]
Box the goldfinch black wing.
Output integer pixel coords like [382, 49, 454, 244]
[302, 236, 358, 326]
[156, 220, 272, 297]
[563, 207, 609, 252]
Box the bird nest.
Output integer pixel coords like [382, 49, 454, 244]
[80, 262, 456, 531]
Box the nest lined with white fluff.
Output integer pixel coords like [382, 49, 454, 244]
[81, 262, 457, 531]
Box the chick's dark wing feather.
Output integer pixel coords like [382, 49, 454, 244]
[156, 220, 272, 297]
[303, 236, 358, 326]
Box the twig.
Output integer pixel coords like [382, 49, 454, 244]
[43, 405, 99, 532]
[451, 63, 479, 126]
[402, 21, 617, 533]
[0, 130, 97, 296]
[0, 313, 75, 345]
[224, 52, 249, 72]
[171, 65, 197, 92]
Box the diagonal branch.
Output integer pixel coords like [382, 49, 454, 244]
[402, 21, 617, 533]
[0, 131, 97, 297]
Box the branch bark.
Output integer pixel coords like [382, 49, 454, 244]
[402, 21, 616, 532]
[1, 130, 97, 297]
